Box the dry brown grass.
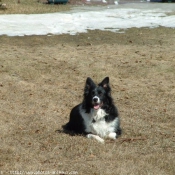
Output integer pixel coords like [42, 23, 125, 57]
[0, 0, 71, 14]
[0, 27, 175, 174]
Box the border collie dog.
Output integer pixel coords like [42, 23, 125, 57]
[63, 77, 121, 143]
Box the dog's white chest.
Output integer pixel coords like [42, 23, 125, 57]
[79, 106, 117, 138]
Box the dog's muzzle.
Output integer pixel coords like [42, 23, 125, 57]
[92, 96, 102, 110]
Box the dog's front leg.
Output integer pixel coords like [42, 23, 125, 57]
[108, 132, 117, 140]
[87, 134, 104, 143]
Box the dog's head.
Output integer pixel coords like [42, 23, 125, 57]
[83, 77, 112, 112]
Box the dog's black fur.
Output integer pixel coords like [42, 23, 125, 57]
[63, 77, 122, 140]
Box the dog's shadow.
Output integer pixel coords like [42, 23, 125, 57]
[55, 126, 78, 137]
[55, 124, 86, 138]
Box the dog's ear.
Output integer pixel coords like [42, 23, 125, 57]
[99, 77, 109, 89]
[83, 78, 96, 112]
[85, 77, 96, 90]
[84, 77, 96, 97]
[99, 77, 112, 106]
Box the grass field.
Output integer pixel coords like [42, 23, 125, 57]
[0, 27, 175, 174]
[0, 1, 175, 173]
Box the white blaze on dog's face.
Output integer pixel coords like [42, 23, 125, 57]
[91, 86, 106, 110]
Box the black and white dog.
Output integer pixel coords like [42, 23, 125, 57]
[63, 77, 121, 143]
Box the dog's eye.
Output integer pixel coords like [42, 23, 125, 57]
[91, 91, 95, 96]
[98, 91, 102, 95]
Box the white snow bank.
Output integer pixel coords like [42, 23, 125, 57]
[0, 3, 175, 36]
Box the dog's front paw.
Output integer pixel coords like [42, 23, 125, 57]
[108, 132, 117, 140]
[87, 134, 105, 143]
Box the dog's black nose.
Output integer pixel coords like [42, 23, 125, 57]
[93, 97, 98, 103]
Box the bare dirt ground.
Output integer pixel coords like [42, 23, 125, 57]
[0, 27, 175, 174]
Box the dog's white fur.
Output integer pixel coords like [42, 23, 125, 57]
[79, 105, 119, 143]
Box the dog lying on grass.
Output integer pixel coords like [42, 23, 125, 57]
[63, 77, 122, 143]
